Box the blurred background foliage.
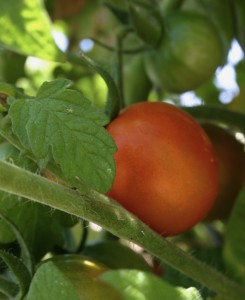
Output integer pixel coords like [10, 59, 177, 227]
[0, 0, 244, 114]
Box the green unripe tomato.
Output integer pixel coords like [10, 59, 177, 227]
[42, 255, 123, 300]
[181, 0, 234, 58]
[145, 11, 224, 94]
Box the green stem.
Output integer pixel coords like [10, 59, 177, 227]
[183, 105, 245, 132]
[115, 33, 124, 108]
[0, 160, 245, 300]
[67, 53, 121, 120]
[76, 220, 89, 253]
[88, 37, 148, 54]
[114, 27, 134, 108]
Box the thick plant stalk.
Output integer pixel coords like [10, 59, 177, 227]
[0, 160, 245, 300]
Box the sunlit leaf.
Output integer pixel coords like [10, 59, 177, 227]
[101, 269, 203, 300]
[0, 0, 65, 62]
[26, 262, 80, 300]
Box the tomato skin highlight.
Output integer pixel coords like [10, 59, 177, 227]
[107, 102, 219, 236]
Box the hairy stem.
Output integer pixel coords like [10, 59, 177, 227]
[0, 160, 244, 300]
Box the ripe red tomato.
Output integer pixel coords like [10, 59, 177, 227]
[201, 123, 245, 220]
[107, 102, 219, 236]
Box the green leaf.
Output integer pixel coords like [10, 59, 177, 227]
[0, 193, 68, 261]
[163, 247, 225, 299]
[103, 0, 129, 24]
[26, 261, 80, 300]
[0, 51, 26, 84]
[0, 81, 18, 112]
[0, 0, 65, 62]
[0, 142, 16, 160]
[0, 277, 19, 299]
[9, 79, 117, 193]
[101, 269, 203, 300]
[0, 82, 16, 97]
[223, 187, 245, 283]
[0, 250, 31, 299]
[129, 2, 163, 47]
[0, 212, 34, 276]
[0, 141, 38, 172]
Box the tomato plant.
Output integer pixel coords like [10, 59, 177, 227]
[0, 1, 245, 300]
[107, 102, 219, 236]
[201, 123, 245, 220]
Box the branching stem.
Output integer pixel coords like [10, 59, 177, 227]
[0, 160, 244, 300]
